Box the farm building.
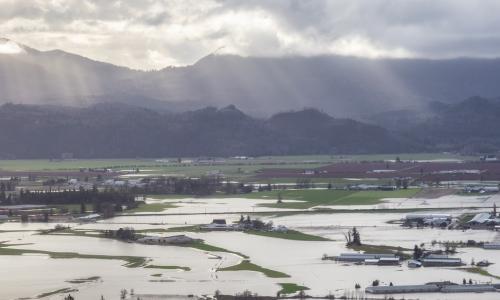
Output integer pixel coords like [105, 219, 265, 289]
[366, 283, 499, 294]
[405, 213, 452, 227]
[366, 284, 440, 294]
[377, 257, 400, 265]
[421, 255, 462, 267]
[484, 242, 500, 249]
[408, 260, 422, 268]
[333, 253, 399, 262]
[441, 284, 497, 293]
[405, 213, 452, 222]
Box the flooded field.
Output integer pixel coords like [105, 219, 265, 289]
[1, 193, 500, 299]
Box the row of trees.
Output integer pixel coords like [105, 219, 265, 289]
[130, 176, 220, 195]
[16, 187, 135, 205]
[102, 227, 137, 241]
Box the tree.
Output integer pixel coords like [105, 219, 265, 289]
[277, 192, 282, 204]
[413, 245, 423, 259]
[344, 227, 361, 246]
[120, 289, 127, 299]
[80, 202, 86, 214]
[352, 227, 361, 245]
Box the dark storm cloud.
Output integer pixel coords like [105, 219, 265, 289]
[1, 0, 499, 69]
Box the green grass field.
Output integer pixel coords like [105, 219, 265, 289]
[278, 283, 309, 294]
[185, 241, 249, 258]
[145, 265, 191, 271]
[0, 242, 148, 268]
[244, 230, 330, 241]
[37, 288, 77, 298]
[0, 153, 472, 176]
[459, 267, 500, 280]
[348, 243, 412, 259]
[218, 260, 290, 278]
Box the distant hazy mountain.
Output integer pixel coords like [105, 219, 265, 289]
[404, 97, 500, 153]
[0, 103, 418, 159]
[2, 38, 500, 117]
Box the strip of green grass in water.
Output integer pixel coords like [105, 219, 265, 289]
[0, 243, 148, 268]
[145, 265, 191, 271]
[218, 260, 290, 278]
[38, 228, 96, 237]
[66, 276, 101, 284]
[244, 230, 329, 241]
[185, 241, 249, 259]
[37, 288, 77, 298]
[348, 243, 412, 259]
[278, 283, 309, 294]
[37, 228, 248, 260]
[459, 267, 500, 279]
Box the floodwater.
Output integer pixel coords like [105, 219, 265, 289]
[1, 193, 500, 299]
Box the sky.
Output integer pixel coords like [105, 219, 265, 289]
[1, 0, 500, 70]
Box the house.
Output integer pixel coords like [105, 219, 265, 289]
[408, 260, 422, 268]
[200, 219, 239, 231]
[468, 212, 494, 227]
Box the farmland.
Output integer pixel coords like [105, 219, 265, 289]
[217, 188, 421, 209]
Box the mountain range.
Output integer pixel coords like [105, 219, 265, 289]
[1, 97, 499, 159]
[0, 103, 418, 158]
[2, 38, 500, 117]
[1, 38, 500, 158]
